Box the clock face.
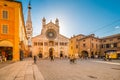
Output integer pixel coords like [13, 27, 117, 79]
[46, 29, 57, 40]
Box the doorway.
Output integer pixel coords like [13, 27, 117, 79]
[0, 47, 13, 60]
[49, 48, 54, 57]
[81, 50, 88, 58]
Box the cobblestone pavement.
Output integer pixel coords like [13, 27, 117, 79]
[0, 61, 15, 69]
[37, 59, 120, 80]
[0, 58, 44, 80]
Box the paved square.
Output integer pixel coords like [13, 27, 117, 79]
[37, 59, 120, 80]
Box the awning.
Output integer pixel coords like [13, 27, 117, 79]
[0, 40, 13, 47]
[105, 50, 117, 53]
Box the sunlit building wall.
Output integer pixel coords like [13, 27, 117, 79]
[32, 18, 69, 58]
[69, 34, 101, 58]
[69, 34, 85, 57]
[100, 33, 120, 56]
[0, 0, 28, 61]
[78, 34, 101, 58]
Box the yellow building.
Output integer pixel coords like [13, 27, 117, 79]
[69, 33, 120, 59]
[69, 34, 85, 57]
[78, 34, 101, 58]
[0, 0, 28, 61]
[69, 34, 101, 58]
[100, 33, 120, 58]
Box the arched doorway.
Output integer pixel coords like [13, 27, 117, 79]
[49, 48, 54, 57]
[49, 48, 54, 60]
[38, 51, 43, 58]
[60, 51, 63, 58]
[81, 50, 88, 58]
[0, 40, 13, 60]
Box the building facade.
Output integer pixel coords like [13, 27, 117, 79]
[32, 18, 69, 58]
[69, 33, 120, 58]
[0, 0, 28, 61]
[78, 34, 101, 58]
[100, 33, 120, 56]
[69, 34, 101, 58]
[69, 34, 85, 57]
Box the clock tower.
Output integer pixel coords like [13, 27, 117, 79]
[26, 2, 33, 57]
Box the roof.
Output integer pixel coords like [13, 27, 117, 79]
[32, 34, 41, 39]
[59, 34, 69, 40]
[71, 34, 85, 38]
[100, 33, 120, 39]
[78, 34, 100, 41]
[2, 0, 21, 3]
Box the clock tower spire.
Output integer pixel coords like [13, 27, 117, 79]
[26, 1, 33, 46]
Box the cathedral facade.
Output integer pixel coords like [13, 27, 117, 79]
[32, 18, 69, 58]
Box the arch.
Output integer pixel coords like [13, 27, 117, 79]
[0, 40, 13, 60]
[60, 51, 63, 58]
[49, 47, 54, 57]
[38, 51, 43, 58]
[0, 40, 13, 47]
[49, 47, 54, 60]
[81, 50, 88, 58]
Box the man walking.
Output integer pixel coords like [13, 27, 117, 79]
[33, 55, 37, 64]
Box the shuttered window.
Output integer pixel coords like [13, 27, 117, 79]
[3, 10, 8, 19]
[2, 25, 8, 34]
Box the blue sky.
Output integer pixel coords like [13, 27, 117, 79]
[18, 0, 120, 38]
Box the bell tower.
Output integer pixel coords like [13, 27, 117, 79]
[42, 17, 46, 27]
[55, 18, 59, 26]
[26, 1, 33, 46]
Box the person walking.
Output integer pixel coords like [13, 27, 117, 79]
[33, 55, 37, 64]
[50, 55, 54, 61]
[70, 54, 75, 63]
[0, 55, 2, 62]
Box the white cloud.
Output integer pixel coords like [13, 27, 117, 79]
[115, 26, 120, 29]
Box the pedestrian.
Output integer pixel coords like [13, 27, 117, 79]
[49, 51, 54, 61]
[0, 55, 2, 62]
[106, 54, 109, 61]
[33, 55, 37, 64]
[108, 54, 111, 61]
[70, 55, 75, 63]
[50, 55, 54, 61]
